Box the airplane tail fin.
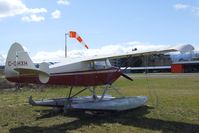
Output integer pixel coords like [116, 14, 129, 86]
[5, 42, 36, 78]
[5, 42, 50, 84]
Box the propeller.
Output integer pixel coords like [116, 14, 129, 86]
[121, 73, 133, 81]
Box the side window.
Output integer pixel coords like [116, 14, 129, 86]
[94, 60, 106, 69]
[87, 61, 94, 69]
[87, 59, 111, 70]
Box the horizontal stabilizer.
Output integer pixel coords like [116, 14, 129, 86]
[14, 67, 49, 76]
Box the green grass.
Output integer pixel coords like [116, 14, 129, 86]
[0, 74, 198, 133]
[0, 69, 3, 76]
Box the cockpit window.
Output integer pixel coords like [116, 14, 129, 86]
[93, 59, 111, 69]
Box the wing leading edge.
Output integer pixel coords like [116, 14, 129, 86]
[86, 44, 194, 61]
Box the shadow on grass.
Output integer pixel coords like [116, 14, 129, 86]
[34, 108, 63, 120]
[10, 106, 199, 133]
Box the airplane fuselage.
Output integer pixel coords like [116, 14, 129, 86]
[6, 58, 122, 86]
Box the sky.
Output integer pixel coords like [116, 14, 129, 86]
[0, 0, 199, 63]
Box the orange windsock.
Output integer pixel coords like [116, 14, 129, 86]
[69, 31, 89, 49]
[69, 31, 76, 38]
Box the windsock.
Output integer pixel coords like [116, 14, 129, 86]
[69, 31, 89, 49]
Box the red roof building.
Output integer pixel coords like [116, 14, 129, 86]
[171, 61, 199, 73]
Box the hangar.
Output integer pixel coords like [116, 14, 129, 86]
[111, 55, 199, 73]
[171, 61, 199, 73]
[111, 54, 172, 73]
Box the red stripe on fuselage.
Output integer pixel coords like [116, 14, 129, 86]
[6, 68, 122, 86]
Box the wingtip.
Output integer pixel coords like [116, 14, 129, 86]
[176, 44, 194, 54]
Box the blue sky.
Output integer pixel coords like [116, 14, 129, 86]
[0, 0, 199, 62]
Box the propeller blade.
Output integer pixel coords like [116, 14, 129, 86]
[121, 73, 133, 81]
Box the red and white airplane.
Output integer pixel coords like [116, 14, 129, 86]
[4, 32, 194, 112]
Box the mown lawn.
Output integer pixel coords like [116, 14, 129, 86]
[0, 73, 198, 133]
[0, 69, 3, 76]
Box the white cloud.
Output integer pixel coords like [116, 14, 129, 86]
[195, 47, 199, 51]
[51, 10, 61, 19]
[174, 3, 189, 10]
[31, 42, 177, 63]
[0, 54, 5, 65]
[173, 3, 199, 16]
[192, 7, 199, 16]
[32, 50, 65, 63]
[26, 8, 47, 14]
[57, 0, 70, 6]
[0, 0, 27, 18]
[21, 14, 45, 22]
[0, 0, 47, 22]
[2, 42, 198, 64]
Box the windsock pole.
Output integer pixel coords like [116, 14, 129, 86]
[65, 33, 67, 58]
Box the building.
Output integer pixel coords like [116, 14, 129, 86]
[110, 54, 172, 73]
[110, 54, 199, 73]
[171, 61, 199, 73]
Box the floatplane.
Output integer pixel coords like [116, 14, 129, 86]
[4, 31, 194, 112]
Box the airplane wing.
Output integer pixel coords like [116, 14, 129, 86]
[85, 44, 194, 61]
[52, 44, 194, 68]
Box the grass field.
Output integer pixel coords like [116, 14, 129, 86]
[0, 69, 3, 76]
[0, 73, 198, 133]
